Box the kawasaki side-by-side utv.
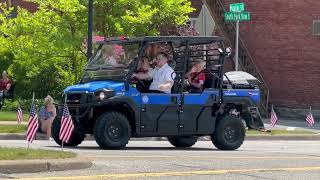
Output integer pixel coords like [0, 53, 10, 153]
[52, 36, 261, 150]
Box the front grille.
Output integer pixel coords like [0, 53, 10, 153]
[64, 92, 94, 105]
[66, 94, 82, 104]
[62, 92, 94, 118]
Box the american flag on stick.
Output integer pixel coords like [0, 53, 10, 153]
[270, 105, 278, 127]
[59, 104, 74, 143]
[16, 102, 23, 124]
[306, 107, 315, 127]
[26, 101, 38, 143]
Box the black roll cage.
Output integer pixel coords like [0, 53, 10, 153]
[89, 36, 227, 102]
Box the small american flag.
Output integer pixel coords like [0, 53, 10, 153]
[16, 103, 23, 124]
[306, 111, 315, 127]
[270, 106, 278, 127]
[59, 104, 74, 143]
[26, 101, 38, 142]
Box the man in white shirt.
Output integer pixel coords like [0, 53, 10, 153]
[132, 52, 175, 93]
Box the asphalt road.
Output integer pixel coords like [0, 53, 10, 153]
[1, 140, 320, 180]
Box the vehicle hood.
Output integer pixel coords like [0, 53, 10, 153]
[64, 81, 125, 93]
[223, 71, 260, 84]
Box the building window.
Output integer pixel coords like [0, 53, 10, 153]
[313, 20, 320, 36]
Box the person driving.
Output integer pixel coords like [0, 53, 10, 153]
[186, 59, 206, 93]
[136, 57, 151, 73]
[0, 70, 12, 101]
[132, 52, 175, 93]
[133, 57, 152, 93]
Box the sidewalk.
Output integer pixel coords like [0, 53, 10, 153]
[262, 117, 320, 133]
[0, 121, 28, 125]
[0, 158, 92, 174]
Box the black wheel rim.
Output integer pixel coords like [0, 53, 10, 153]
[107, 123, 122, 141]
[224, 126, 237, 143]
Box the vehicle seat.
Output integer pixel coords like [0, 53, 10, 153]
[201, 69, 214, 89]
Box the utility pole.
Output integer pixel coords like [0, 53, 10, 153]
[87, 0, 93, 61]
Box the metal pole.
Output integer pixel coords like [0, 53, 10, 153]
[87, 0, 93, 61]
[235, 20, 239, 71]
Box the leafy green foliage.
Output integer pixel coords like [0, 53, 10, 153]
[95, 0, 194, 36]
[1, 99, 44, 112]
[0, 0, 194, 99]
[0, 2, 87, 98]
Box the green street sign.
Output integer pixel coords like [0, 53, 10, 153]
[224, 11, 251, 21]
[230, 3, 244, 12]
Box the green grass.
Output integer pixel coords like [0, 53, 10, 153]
[0, 111, 29, 121]
[0, 125, 27, 133]
[0, 147, 76, 160]
[247, 129, 317, 136]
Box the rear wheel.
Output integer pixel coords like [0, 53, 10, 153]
[51, 117, 85, 146]
[211, 115, 245, 150]
[94, 111, 131, 149]
[168, 136, 198, 148]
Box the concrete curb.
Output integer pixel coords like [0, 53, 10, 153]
[1, 133, 320, 141]
[0, 158, 92, 174]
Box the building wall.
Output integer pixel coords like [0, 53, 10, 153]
[1, 0, 37, 12]
[223, 0, 320, 109]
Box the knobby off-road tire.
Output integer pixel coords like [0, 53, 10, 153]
[167, 136, 198, 148]
[94, 111, 131, 149]
[211, 115, 245, 150]
[51, 117, 85, 146]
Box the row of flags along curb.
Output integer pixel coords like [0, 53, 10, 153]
[16, 97, 74, 145]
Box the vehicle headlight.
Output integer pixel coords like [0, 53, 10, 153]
[99, 92, 105, 100]
[95, 89, 115, 101]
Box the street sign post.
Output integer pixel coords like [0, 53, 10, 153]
[224, 3, 251, 71]
[230, 3, 244, 12]
[224, 12, 250, 21]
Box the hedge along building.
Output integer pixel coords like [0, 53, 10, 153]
[188, 0, 320, 117]
[4, 0, 320, 117]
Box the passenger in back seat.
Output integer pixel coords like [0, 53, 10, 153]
[186, 59, 206, 93]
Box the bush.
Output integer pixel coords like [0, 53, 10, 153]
[2, 99, 44, 112]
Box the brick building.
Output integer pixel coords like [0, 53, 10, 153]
[197, 0, 320, 115]
[4, 0, 320, 113]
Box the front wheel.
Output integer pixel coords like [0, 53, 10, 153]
[94, 111, 131, 149]
[168, 136, 198, 148]
[211, 115, 245, 150]
[51, 117, 85, 146]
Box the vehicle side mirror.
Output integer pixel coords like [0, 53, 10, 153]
[225, 47, 231, 57]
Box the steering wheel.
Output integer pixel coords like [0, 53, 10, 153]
[136, 79, 147, 89]
[130, 77, 148, 90]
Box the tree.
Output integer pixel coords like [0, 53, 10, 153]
[0, 1, 87, 98]
[0, 0, 194, 99]
[94, 0, 194, 36]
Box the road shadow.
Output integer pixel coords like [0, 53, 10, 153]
[45, 145, 217, 151]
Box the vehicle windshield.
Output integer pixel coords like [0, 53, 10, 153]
[82, 42, 140, 83]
